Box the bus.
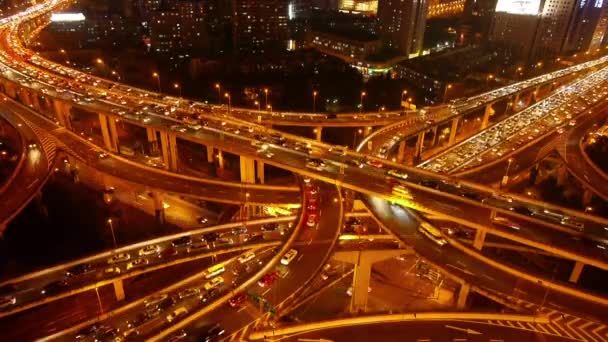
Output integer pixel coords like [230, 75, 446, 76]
[418, 222, 447, 246]
[204, 264, 225, 279]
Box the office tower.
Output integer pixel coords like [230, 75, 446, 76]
[339, 0, 378, 14]
[564, 0, 608, 52]
[377, 0, 429, 56]
[232, 0, 289, 54]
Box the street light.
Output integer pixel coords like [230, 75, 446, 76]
[501, 158, 514, 189]
[107, 218, 117, 249]
[267, 104, 273, 114]
[443, 84, 452, 102]
[214, 83, 221, 105]
[360, 91, 366, 113]
[110, 70, 120, 81]
[152, 72, 161, 92]
[313, 90, 318, 113]
[173, 83, 182, 98]
[264, 88, 269, 109]
[224, 92, 231, 112]
[254, 100, 260, 110]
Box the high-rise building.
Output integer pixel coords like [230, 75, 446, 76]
[339, 0, 378, 14]
[232, 0, 289, 54]
[311, 0, 340, 10]
[177, 0, 207, 50]
[377, 0, 429, 56]
[427, 0, 466, 18]
[564, 0, 608, 52]
[149, 10, 181, 54]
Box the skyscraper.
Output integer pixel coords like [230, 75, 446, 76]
[377, 0, 429, 56]
[232, 0, 289, 53]
[564, 0, 608, 52]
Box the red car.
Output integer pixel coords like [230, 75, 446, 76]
[306, 213, 318, 227]
[366, 160, 384, 168]
[228, 293, 247, 308]
[257, 272, 279, 287]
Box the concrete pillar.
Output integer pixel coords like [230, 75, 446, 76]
[473, 228, 486, 250]
[5, 83, 16, 99]
[481, 103, 494, 129]
[240, 156, 256, 184]
[333, 249, 413, 313]
[152, 191, 165, 225]
[107, 117, 119, 152]
[18, 90, 31, 107]
[414, 131, 426, 160]
[217, 150, 224, 169]
[30, 92, 41, 111]
[146, 128, 158, 155]
[206, 145, 214, 163]
[397, 140, 406, 163]
[448, 117, 460, 145]
[430, 126, 439, 147]
[314, 126, 322, 141]
[556, 166, 568, 186]
[583, 189, 593, 206]
[569, 261, 584, 283]
[159, 131, 178, 171]
[257, 160, 265, 184]
[98, 113, 117, 153]
[512, 93, 521, 112]
[457, 283, 471, 309]
[532, 86, 541, 102]
[113, 279, 125, 301]
[53, 100, 71, 129]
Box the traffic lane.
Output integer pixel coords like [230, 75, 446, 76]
[0, 259, 214, 342]
[364, 196, 608, 321]
[52, 130, 300, 205]
[282, 320, 573, 342]
[563, 104, 608, 199]
[1, 221, 288, 315]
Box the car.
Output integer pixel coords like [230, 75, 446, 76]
[257, 272, 279, 287]
[305, 158, 325, 171]
[158, 296, 176, 310]
[201, 323, 225, 342]
[65, 263, 94, 277]
[366, 159, 383, 168]
[261, 223, 277, 232]
[158, 247, 178, 259]
[187, 242, 209, 253]
[178, 287, 200, 299]
[143, 293, 168, 308]
[238, 251, 255, 264]
[0, 296, 16, 309]
[138, 244, 160, 256]
[94, 327, 119, 341]
[97, 152, 108, 159]
[104, 266, 121, 275]
[281, 249, 298, 265]
[75, 323, 104, 339]
[41, 280, 69, 296]
[306, 213, 318, 228]
[346, 286, 371, 296]
[203, 232, 219, 242]
[203, 277, 224, 291]
[166, 307, 188, 322]
[126, 258, 148, 270]
[196, 217, 209, 224]
[107, 253, 130, 264]
[172, 236, 192, 247]
[493, 217, 521, 230]
[27, 140, 38, 149]
[166, 330, 188, 342]
[228, 293, 247, 308]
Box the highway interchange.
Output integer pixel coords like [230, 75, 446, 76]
[0, 0, 608, 341]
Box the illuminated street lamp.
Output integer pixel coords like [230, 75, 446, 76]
[313, 90, 318, 113]
[59, 48, 69, 63]
[501, 158, 514, 189]
[254, 100, 261, 110]
[173, 83, 182, 98]
[443, 84, 452, 102]
[224, 92, 231, 112]
[267, 104, 273, 114]
[107, 218, 117, 249]
[152, 72, 161, 92]
[215, 83, 221, 104]
[264, 88, 269, 108]
[360, 91, 366, 113]
[110, 70, 120, 81]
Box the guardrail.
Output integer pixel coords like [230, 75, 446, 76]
[248, 312, 550, 339]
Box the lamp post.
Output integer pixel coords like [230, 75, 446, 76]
[215, 83, 221, 104]
[224, 92, 231, 112]
[501, 158, 514, 189]
[267, 104, 273, 114]
[254, 100, 260, 110]
[313, 90, 318, 113]
[95, 58, 108, 77]
[59, 48, 69, 63]
[107, 218, 117, 249]
[110, 70, 120, 81]
[264, 88, 269, 109]
[360, 91, 366, 113]
[152, 72, 161, 92]
[443, 84, 452, 102]
[173, 83, 182, 98]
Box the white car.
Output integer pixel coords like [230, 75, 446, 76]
[126, 258, 148, 270]
[238, 251, 255, 264]
[203, 277, 224, 291]
[280, 249, 298, 265]
[138, 245, 160, 256]
[107, 253, 130, 265]
[166, 307, 188, 322]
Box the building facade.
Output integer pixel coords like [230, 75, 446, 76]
[377, 0, 429, 57]
[232, 0, 289, 54]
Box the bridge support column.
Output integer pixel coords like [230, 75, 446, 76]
[217, 150, 224, 170]
[569, 261, 584, 283]
[430, 126, 439, 147]
[240, 156, 256, 184]
[481, 103, 494, 129]
[473, 228, 486, 250]
[18, 89, 31, 107]
[30, 92, 41, 111]
[98, 113, 118, 153]
[532, 86, 541, 103]
[397, 140, 406, 163]
[511, 93, 521, 112]
[457, 283, 471, 309]
[206, 145, 214, 163]
[4, 83, 16, 99]
[448, 117, 460, 145]
[257, 160, 265, 184]
[583, 189, 593, 206]
[314, 127, 322, 141]
[159, 131, 178, 171]
[152, 191, 165, 225]
[414, 131, 425, 162]
[146, 128, 158, 155]
[53, 100, 72, 130]
[333, 248, 414, 313]
[113, 279, 125, 301]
